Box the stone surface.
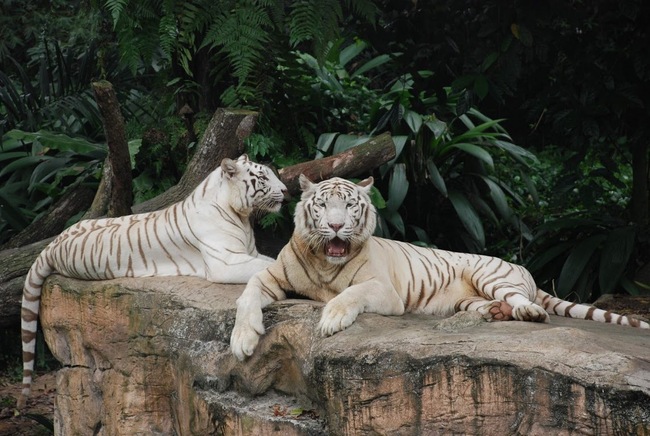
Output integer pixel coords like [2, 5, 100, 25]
[37, 275, 650, 435]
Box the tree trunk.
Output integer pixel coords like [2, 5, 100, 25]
[84, 80, 133, 219]
[133, 108, 258, 213]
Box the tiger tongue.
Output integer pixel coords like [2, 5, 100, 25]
[326, 238, 347, 257]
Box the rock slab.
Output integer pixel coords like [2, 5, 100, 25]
[38, 275, 650, 435]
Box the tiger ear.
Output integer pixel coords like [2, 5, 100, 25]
[357, 176, 374, 192]
[221, 158, 239, 178]
[237, 154, 249, 163]
[299, 174, 315, 193]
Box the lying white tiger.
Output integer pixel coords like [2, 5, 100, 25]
[230, 175, 649, 360]
[18, 154, 287, 408]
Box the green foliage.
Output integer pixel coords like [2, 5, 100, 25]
[0, 130, 106, 244]
[523, 147, 646, 301]
[0, 0, 102, 67]
[106, 0, 378, 106]
[370, 82, 537, 253]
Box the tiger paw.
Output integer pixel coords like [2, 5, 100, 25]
[512, 303, 549, 323]
[230, 309, 265, 361]
[318, 301, 361, 337]
[479, 300, 513, 321]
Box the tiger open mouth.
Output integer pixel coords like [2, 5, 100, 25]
[325, 237, 349, 257]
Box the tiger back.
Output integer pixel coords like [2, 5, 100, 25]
[18, 154, 287, 408]
[230, 175, 648, 361]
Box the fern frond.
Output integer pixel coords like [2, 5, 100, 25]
[203, 3, 272, 85]
[289, 0, 343, 60]
[105, 0, 130, 27]
[158, 15, 177, 61]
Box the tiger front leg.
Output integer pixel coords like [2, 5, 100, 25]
[318, 280, 404, 336]
[230, 271, 286, 361]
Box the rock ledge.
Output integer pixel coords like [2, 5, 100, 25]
[38, 275, 650, 435]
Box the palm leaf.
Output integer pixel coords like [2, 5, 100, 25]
[557, 235, 606, 294]
[598, 227, 636, 293]
[448, 189, 485, 248]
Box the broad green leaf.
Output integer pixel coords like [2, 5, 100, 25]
[425, 118, 447, 138]
[6, 130, 105, 155]
[391, 135, 408, 161]
[381, 208, 405, 236]
[453, 119, 505, 142]
[621, 277, 643, 296]
[0, 151, 30, 163]
[332, 135, 368, 155]
[448, 189, 485, 248]
[493, 140, 538, 164]
[481, 52, 499, 72]
[479, 176, 511, 220]
[368, 186, 386, 209]
[409, 225, 432, 245]
[452, 75, 476, 91]
[474, 75, 489, 99]
[0, 136, 26, 152]
[426, 160, 447, 197]
[339, 40, 367, 67]
[0, 155, 51, 177]
[451, 142, 494, 168]
[404, 110, 422, 134]
[353, 54, 392, 78]
[557, 235, 606, 294]
[315, 133, 338, 159]
[0, 189, 30, 229]
[472, 196, 499, 225]
[386, 163, 408, 211]
[599, 227, 636, 293]
[526, 243, 574, 274]
[29, 157, 70, 189]
[382, 135, 408, 171]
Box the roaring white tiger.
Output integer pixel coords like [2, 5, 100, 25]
[18, 154, 287, 408]
[230, 175, 649, 360]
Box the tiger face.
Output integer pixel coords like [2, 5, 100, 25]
[295, 175, 376, 264]
[221, 155, 287, 214]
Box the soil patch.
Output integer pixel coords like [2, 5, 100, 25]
[0, 371, 56, 436]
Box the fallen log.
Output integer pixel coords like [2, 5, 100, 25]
[278, 132, 395, 193]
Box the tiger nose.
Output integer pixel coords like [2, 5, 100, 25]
[329, 223, 343, 232]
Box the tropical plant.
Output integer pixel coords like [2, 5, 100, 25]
[0, 130, 107, 244]
[523, 146, 648, 301]
[318, 69, 537, 255]
[105, 0, 378, 108]
[0, 38, 156, 140]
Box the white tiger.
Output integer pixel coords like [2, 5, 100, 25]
[18, 154, 287, 408]
[230, 175, 649, 361]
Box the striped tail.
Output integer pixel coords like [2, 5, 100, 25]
[535, 289, 650, 329]
[17, 253, 53, 409]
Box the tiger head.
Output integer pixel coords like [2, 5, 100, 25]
[221, 154, 288, 214]
[295, 175, 376, 264]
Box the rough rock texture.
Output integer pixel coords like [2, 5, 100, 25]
[38, 275, 650, 435]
